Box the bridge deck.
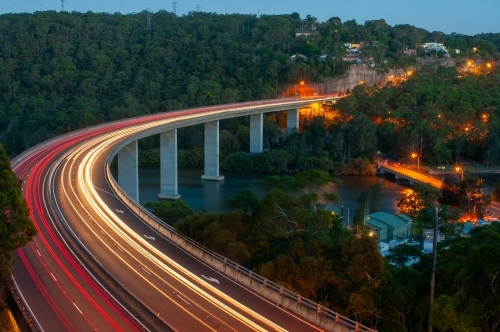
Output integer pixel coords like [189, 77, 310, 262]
[379, 163, 443, 189]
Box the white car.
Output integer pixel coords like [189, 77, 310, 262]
[408, 241, 420, 246]
[421, 249, 432, 254]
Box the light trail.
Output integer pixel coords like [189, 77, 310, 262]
[58, 129, 287, 331]
[13, 95, 358, 332]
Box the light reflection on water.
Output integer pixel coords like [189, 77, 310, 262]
[108, 165, 500, 228]
[111, 167, 415, 224]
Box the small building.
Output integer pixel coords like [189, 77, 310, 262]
[461, 221, 475, 237]
[403, 48, 416, 56]
[423, 228, 444, 242]
[476, 219, 490, 227]
[295, 28, 317, 37]
[317, 54, 328, 61]
[290, 54, 308, 62]
[342, 52, 360, 62]
[365, 212, 412, 242]
[421, 42, 450, 57]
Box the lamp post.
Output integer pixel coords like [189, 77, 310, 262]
[411, 153, 419, 171]
[428, 206, 440, 332]
[455, 166, 464, 181]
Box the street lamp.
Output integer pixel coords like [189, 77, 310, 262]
[411, 153, 419, 171]
[455, 166, 464, 181]
[428, 206, 440, 332]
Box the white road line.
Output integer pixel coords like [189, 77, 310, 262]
[93, 185, 117, 197]
[176, 295, 190, 305]
[141, 267, 151, 275]
[73, 303, 83, 315]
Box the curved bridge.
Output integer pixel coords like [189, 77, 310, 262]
[11, 96, 374, 332]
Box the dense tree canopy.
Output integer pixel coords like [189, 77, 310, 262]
[0, 145, 37, 305]
[1, 11, 499, 158]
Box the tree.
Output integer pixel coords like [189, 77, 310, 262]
[396, 183, 441, 217]
[0, 145, 37, 305]
[493, 178, 500, 203]
[145, 199, 193, 225]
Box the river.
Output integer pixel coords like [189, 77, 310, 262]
[110, 167, 416, 225]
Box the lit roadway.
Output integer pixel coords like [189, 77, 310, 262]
[378, 161, 443, 189]
[12, 97, 341, 332]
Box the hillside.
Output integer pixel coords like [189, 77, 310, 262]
[1, 11, 499, 156]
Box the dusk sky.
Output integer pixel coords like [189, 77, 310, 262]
[2, 0, 500, 35]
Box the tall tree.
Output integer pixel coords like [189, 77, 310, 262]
[0, 145, 37, 305]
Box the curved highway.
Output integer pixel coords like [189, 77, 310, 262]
[12, 96, 368, 331]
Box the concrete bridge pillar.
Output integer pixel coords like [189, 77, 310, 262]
[250, 113, 263, 154]
[158, 129, 180, 200]
[202, 121, 224, 181]
[287, 109, 299, 134]
[118, 140, 139, 202]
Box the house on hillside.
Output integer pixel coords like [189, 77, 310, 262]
[365, 212, 412, 242]
[290, 54, 308, 62]
[421, 42, 451, 57]
[295, 28, 317, 37]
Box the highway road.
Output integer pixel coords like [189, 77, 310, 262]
[13, 128, 148, 331]
[12, 96, 361, 331]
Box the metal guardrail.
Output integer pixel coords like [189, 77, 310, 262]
[105, 155, 375, 332]
[10, 276, 43, 331]
[379, 163, 442, 189]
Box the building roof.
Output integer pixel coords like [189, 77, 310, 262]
[398, 214, 412, 223]
[368, 212, 409, 229]
[367, 218, 391, 231]
[462, 222, 475, 235]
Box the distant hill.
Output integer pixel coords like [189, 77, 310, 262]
[0, 11, 498, 156]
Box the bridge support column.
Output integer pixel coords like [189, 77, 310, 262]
[287, 109, 299, 134]
[118, 140, 139, 202]
[158, 130, 180, 200]
[250, 113, 263, 154]
[202, 121, 224, 181]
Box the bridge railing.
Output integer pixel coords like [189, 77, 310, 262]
[105, 156, 375, 332]
[10, 276, 43, 332]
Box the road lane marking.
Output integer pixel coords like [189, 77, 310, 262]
[73, 303, 83, 315]
[201, 275, 220, 284]
[176, 295, 191, 305]
[141, 267, 151, 275]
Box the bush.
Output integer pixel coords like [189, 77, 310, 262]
[221, 152, 254, 172]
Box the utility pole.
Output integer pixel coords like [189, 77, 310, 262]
[428, 205, 440, 332]
[146, 8, 151, 31]
[61, 0, 65, 12]
[172, 1, 177, 15]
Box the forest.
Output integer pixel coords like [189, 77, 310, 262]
[2, 9, 500, 331]
[147, 171, 500, 331]
[1, 10, 500, 159]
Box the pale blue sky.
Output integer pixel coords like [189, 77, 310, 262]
[3, 0, 499, 35]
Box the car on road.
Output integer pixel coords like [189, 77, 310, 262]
[421, 248, 432, 254]
[408, 240, 420, 246]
